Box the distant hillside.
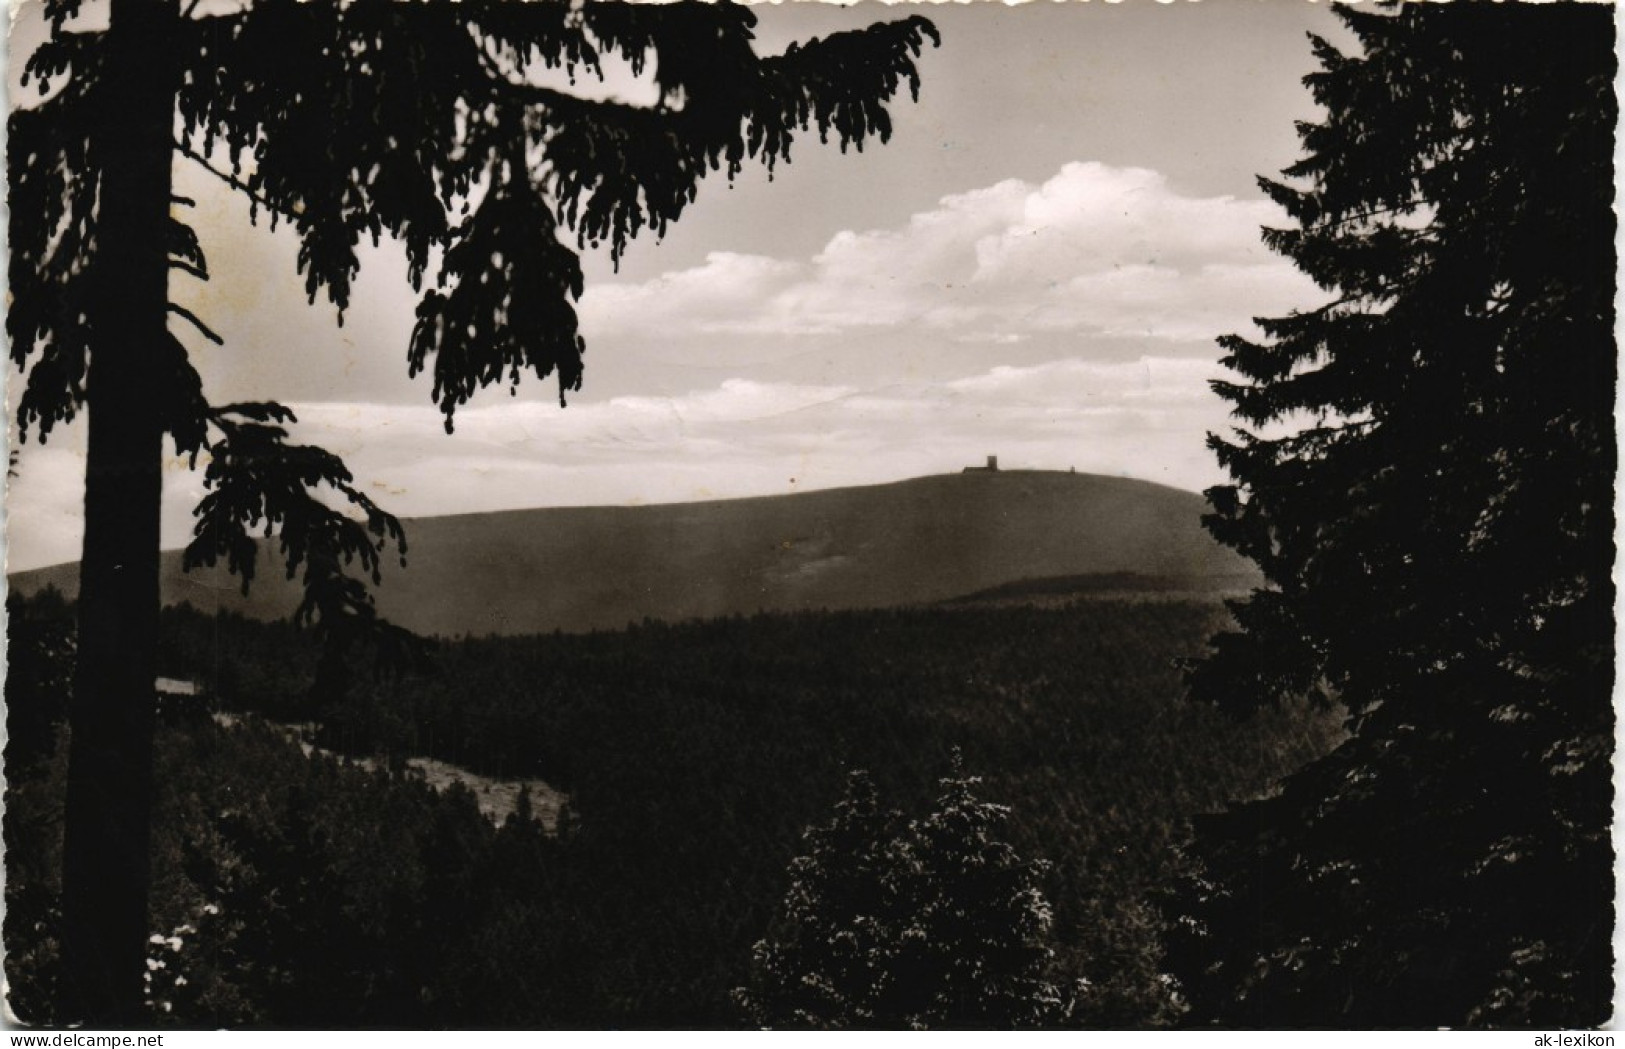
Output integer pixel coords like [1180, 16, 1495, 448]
[941, 570, 1259, 608]
[10, 471, 1257, 637]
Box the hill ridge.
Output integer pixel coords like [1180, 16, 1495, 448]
[10, 471, 1256, 636]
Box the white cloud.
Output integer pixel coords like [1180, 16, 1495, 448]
[583, 252, 806, 337]
[579, 161, 1321, 348]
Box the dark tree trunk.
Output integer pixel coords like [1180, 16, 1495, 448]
[59, 0, 181, 1026]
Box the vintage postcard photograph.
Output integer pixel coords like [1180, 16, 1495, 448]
[2, 0, 1614, 1032]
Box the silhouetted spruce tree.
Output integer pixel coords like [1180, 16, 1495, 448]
[738, 764, 1066, 1029]
[9, 0, 937, 1023]
[1168, 2, 1614, 1028]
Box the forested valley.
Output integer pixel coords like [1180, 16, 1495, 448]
[6, 587, 1340, 1028]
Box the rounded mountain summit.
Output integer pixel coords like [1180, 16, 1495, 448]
[12, 470, 1258, 637]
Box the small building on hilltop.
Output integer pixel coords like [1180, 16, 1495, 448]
[963, 455, 999, 473]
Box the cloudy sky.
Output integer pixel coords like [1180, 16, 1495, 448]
[6, 0, 1340, 571]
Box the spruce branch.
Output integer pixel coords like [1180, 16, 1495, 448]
[470, 44, 656, 118]
[176, 140, 301, 221]
[1314, 199, 1431, 231]
[167, 303, 225, 346]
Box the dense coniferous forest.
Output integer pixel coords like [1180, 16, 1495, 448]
[6, 588, 1339, 1028]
